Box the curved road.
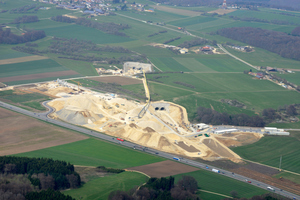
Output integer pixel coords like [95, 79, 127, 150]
[0, 100, 299, 199]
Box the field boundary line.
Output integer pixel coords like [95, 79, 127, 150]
[241, 159, 300, 176]
[199, 189, 232, 198]
[125, 169, 151, 178]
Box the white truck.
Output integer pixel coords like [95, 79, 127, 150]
[212, 168, 220, 173]
[267, 186, 275, 191]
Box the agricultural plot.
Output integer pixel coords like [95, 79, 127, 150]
[224, 46, 300, 70]
[174, 94, 255, 118]
[0, 107, 88, 156]
[150, 57, 192, 72]
[144, 72, 300, 112]
[276, 72, 300, 86]
[40, 23, 134, 44]
[173, 170, 268, 199]
[16, 138, 165, 168]
[201, 90, 300, 111]
[232, 136, 300, 173]
[123, 82, 194, 102]
[63, 172, 148, 200]
[118, 10, 186, 23]
[227, 10, 300, 25]
[169, 16, 217, 27]
[0, 46, 31, 60]
[0, 59, 80, 85]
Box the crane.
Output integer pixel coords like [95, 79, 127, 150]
[70, 80, 82, 93]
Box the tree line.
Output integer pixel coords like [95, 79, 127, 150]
[194, 106, 266, 127]
[11, 15, 39, 24]
[0, 28, 46, 44]
[109, 176, 200, 200]
[216, 27, 300, 61]
[0, 156, 81, 190]
[51, 15, 130, 37]
[178, 38, 215, 48]
[228, 16, 299, 26]
[12, 37, 146, 64]
[148, 30, 167, 37]
[173, 81, 195, 89]
[9, 4, 40, 14]
[292, 26, 300, 36]
[163, 37, 181, 44]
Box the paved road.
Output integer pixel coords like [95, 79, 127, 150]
[0, 100, 299, 199]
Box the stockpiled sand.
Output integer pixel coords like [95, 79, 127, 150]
[48, 94, 242, 161]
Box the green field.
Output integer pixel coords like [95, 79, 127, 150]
[227, 9, 300, 25]
[16, 138, 165, 168]
[1, 93, 49, 103]
[232, 135, 300, 173]
[276, 72, 300, 86]
[40, 23, 134, 44]
[174, 170, 268, 199]
[63, 172, 148, 200]
[144, 72, 300, 112]
[224, 45, 300, 70]
[169, 16, 217, 27]
[0, 59, 71, 78]
[0, 46, 31, 60]
[174, 93, 255, 119]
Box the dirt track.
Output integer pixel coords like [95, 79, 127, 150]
[127, 160, 199, 178]
[89, 76, 142, 85]
[0, 70, 78, 83]
[0, 55, 48, 65]
[0, 107, 88, 156]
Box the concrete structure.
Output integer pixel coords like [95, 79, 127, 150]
[214, 128, 237, 134]
[123, 62, 152, 75]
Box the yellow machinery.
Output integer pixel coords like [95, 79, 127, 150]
[70, 80, 82, 93]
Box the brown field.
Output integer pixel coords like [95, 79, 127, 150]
[0, 107, 89, 156]
[89, 76, 142, 85]
[127, 160, 199, 178]
[0, 70, 79, 83]
[150, 5, 202, 16]
[0, 55, 48, 65]
[208, 9, 236, 15]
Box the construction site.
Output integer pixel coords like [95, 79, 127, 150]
[2, 76, 267, 163]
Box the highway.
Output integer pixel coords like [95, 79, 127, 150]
[0, 100, 299, 200]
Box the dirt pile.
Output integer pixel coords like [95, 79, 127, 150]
[48, 94, 243, 162]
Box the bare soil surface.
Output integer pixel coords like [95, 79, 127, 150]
[0, 55, 48, 65]
[0, 107, 88, 156]
[177, 141, 199, 152]
[0, 70, 79, 83]
[216, 132, 262, 148]
[231, 167, 300, 196]
[89, 76, 142, 85]
[127, 160, 198, 178]
[203, 139, 235, 158]
[150, 5, 202, 16]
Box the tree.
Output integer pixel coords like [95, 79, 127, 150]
[286, 105, 298, 116]
[177, 176, 198, 194]
[230, 190, 238, 198]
